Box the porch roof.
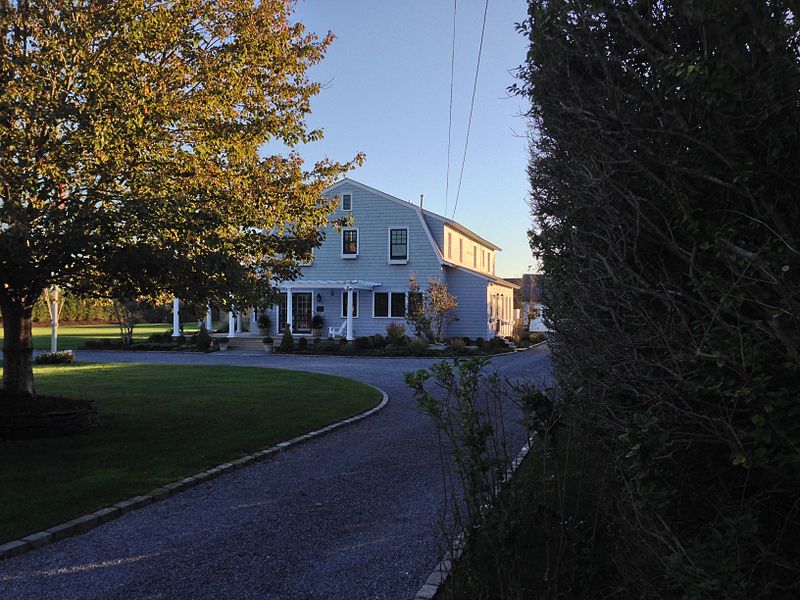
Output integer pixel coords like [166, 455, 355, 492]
[280, 279, 382, 290]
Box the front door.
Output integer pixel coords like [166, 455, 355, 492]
[293, 293, 312, 333]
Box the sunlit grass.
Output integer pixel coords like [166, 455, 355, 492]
[0, 363, 381, 542]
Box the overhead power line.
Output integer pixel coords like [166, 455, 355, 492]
[451, 0, 489, 221]
[444, 0, 457, 218]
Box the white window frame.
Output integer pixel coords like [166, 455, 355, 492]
[372, 291, 408, 319]
[341, 193, 352, 212]
[342, 290, 359, 318]
[387, 226, 409, 264]
[341, 227, 359, 258]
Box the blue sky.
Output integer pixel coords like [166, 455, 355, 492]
[272, 0, 534, 277]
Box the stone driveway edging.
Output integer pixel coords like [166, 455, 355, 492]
[0, 385, 389, 562]
[413, 437, 536, 600]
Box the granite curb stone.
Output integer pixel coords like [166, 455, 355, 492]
[0, 385, 388, 561]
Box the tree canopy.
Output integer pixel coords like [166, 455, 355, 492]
[0, 0, 361, 395]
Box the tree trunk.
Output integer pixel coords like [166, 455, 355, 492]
[0, 295, 36, 397]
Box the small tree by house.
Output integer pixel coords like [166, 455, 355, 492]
[428, 279, 458, 341]
[111, 300, 144, 346]
[406, 275, 458, 342]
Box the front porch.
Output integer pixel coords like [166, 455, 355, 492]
[168, 280, 382, 343]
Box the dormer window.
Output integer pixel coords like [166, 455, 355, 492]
[341, 193, 352, 211]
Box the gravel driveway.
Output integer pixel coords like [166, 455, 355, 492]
[0, 346, 551, 600]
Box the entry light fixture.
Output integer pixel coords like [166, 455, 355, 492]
[316, 293, 322, 303]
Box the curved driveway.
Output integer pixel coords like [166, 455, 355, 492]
[0, 346, 551, 600]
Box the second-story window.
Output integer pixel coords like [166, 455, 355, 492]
[473, 245, 477, 268]
[341, 193, 352, 211]
[389, 228, 408, 262]
[342, 228, 358, 257]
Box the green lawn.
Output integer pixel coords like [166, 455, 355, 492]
[0, 323, 192, 351]
[0, 363, 381, 543]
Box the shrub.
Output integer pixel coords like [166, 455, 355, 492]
[476, 337, 486, 348]
[354, 337, 370, 351]
[320, 339, 338, 352]
[262, 336, 274, 345]
[447, 337, 467, 354]
[34, 351, 75, 365]
[195, 328, 212, 351]
[312, 337, 321, 349]
[311, 314, 324, 329]
[506, 334, 520, 345]
[386, 322, 406, 343]
[489, 336, 507, 350]
[338, 337, 348, 347]
[279, 329, 294, 352]
[408, 336, 429, 355]
[147, 331, 173, 343]
[370, 334, 386, 349]
[257, 313, 271, 330]
[462, 336, 472, 346]
[298, 337, 308, 351]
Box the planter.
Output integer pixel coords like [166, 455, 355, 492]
[219, 342, 229, 351]
[259, 327, 270, 336]
[263, 343, 273, 354]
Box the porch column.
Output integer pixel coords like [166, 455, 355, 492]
[205, 306, 213, 332]
[48, 286, 60, 353]
[172, 297, 180, 337]
[236, 310, 243, 334]
[228, 310, 236, 337]
[286, 288, 293, 334]
[249, 307, 258, 336]
[345, 286, 354, 341]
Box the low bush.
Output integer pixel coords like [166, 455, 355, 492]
[354, 337, 371, 351]
[370, 334, 386, 349]
[489, 336, 507, 350]
[462, 336, 472, 346]
[476, 337, 486, 348]
[408, 337, 429, 355]
[34, 351, 75, 365]
[446, 338, 467, 354]
[147, 332, 173, 344]
[279, 329, 294, 352]
[298, 337, 308, 351]
[194, 328, 211, 350]
[386, 322, 406, 344]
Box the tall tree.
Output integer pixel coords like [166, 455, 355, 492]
[0, 0, 361, 396]
[518, 0, 800, 595]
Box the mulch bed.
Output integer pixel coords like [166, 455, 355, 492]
[0, 393, 99, 440]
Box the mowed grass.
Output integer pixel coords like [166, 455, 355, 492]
[0, 363, 382, 543]
[0, 323, 189, 351]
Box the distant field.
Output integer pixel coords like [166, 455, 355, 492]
[0, 323, 204, 351]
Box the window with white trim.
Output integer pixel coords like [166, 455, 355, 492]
[373, 292, 407, 318]
[341, 193, 352, 211]
[342, 228, 358, 257]
[389, 228, 408, 262]
[342, 291, 358, 317]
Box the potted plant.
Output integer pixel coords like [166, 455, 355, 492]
[262, 336, 274, 354]
[218, 337, 230, 351]
[311, 314, 324, 337]
[257, 313, 271, 335]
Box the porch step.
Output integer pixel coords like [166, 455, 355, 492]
[224, 336, 266, 351]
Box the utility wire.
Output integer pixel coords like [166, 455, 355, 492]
[451, 0, 489, 221]
[444, 0, 457, 218]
